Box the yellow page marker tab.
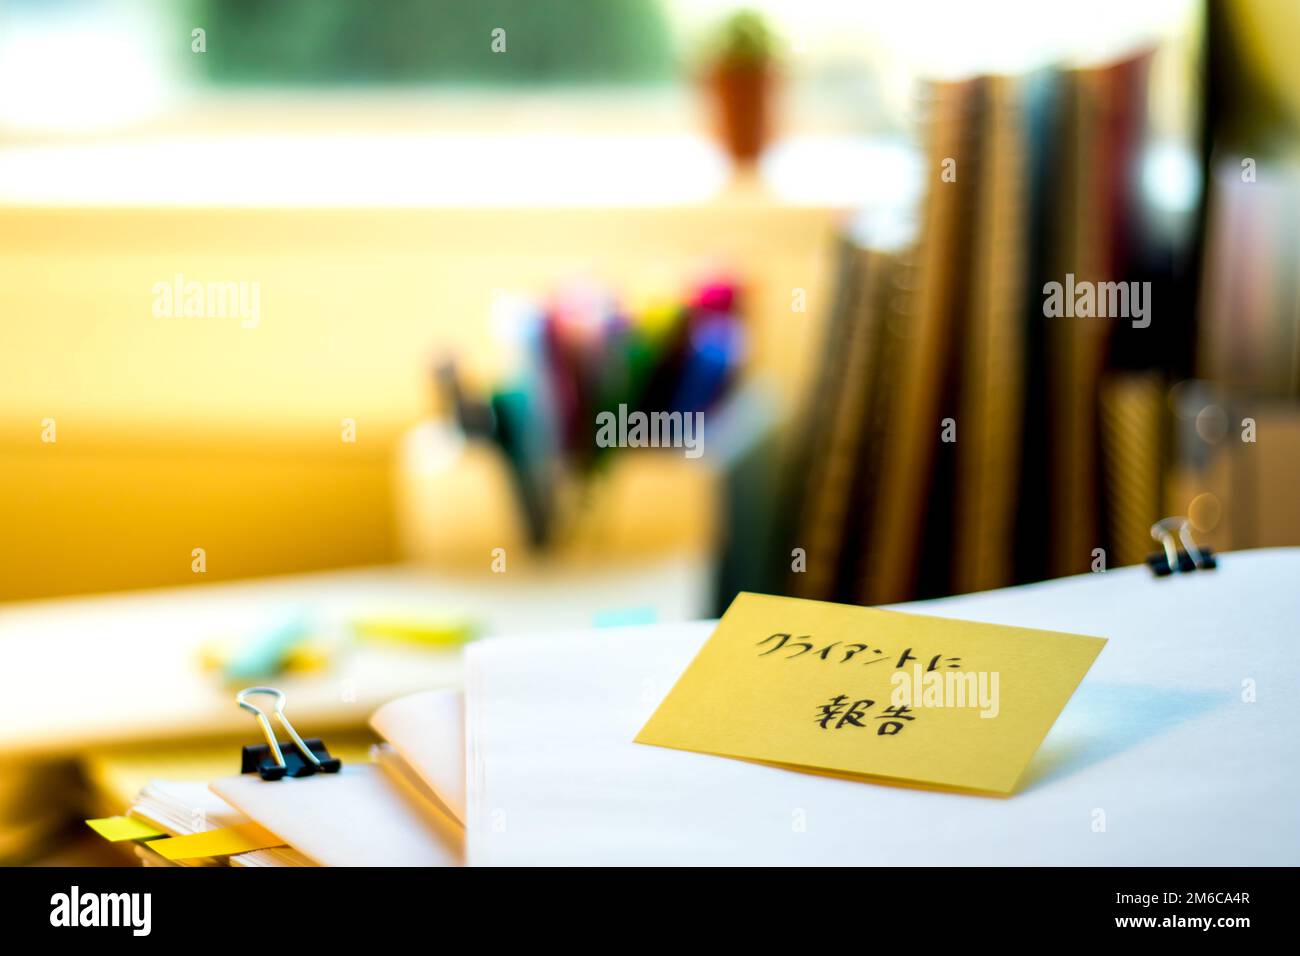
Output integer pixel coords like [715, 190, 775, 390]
[85, 816, 165, 842]
[150, 823, 285, 861]
[635, 592, 1106, 795]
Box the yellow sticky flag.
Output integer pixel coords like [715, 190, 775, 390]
[635, 592, 1106, 795]
[149, 823, 285, 861]
[85, 816, 165, 842]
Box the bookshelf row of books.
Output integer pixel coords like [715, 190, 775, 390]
[784, 52, 1173, 603]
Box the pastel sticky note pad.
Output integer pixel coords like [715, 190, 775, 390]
[149, 823, 284, 861]
[85, 816, 165, 842]
[593, 605, 658, 628]
[635, 592, 1106, 794]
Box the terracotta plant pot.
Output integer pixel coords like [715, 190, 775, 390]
[707, 61, 775, 166]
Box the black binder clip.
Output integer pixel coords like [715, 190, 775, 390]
[1146, 517, 1216, 577]
[237, 687, 342, 781]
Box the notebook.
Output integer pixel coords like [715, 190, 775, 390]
[465, 549, 1300, 865]
[953, 73, 1027, 595]
[862, 79, 979, 603]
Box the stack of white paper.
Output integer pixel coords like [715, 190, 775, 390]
[128, 780, 313, 867]
[127, 549, 1300, 866]
[460, 549, 1300, 865]
[126, 746, 464, 866]
[209, 762, 462, 867]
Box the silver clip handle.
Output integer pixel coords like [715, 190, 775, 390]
[236, 687, 325, 769]
[1150, 516, 1209, 572]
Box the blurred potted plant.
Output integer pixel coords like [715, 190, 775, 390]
[703, 9, 779, 166]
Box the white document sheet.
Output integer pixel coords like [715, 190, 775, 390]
[465, 548, 1300, 865]
[211, 763, 462, 867]
[370, 689, 466, 824]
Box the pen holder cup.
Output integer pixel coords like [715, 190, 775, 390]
[393, 420, 718, 570]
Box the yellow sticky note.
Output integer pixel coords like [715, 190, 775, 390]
[351, 615, 475, 648]
[149, 823, 285, 861]
[85, 816, 165, 842]
[635, 592, 1106, 794]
